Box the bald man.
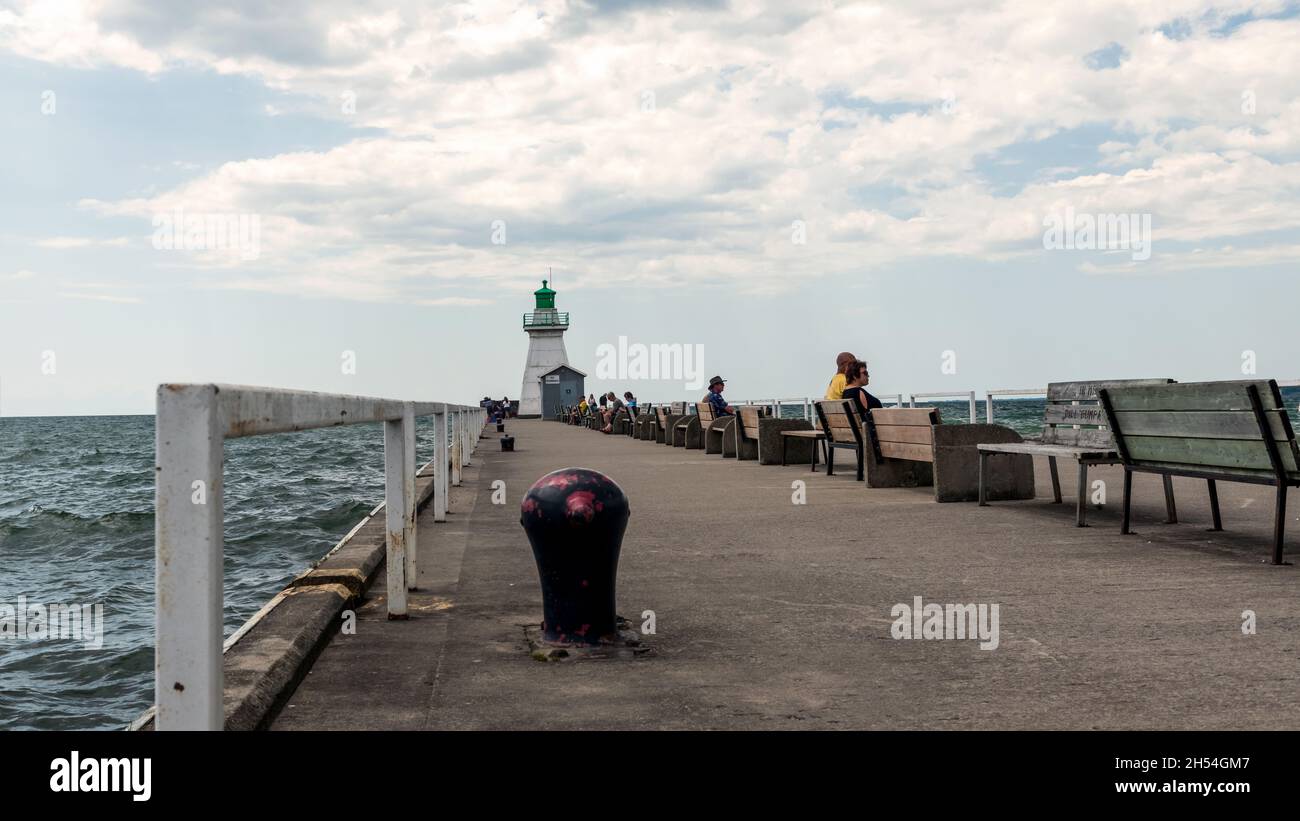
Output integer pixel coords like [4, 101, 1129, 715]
[824, 351, 856, 400]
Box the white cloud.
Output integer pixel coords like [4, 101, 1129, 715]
[8, 0, 1300, 299]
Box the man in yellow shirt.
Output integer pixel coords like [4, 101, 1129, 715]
[824, 351, 856, 399]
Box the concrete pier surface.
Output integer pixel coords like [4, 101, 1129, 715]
[273, 419, 1300, 730]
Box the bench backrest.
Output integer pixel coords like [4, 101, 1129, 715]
[737, 406, 762, 439]
[1043, 379, 1174, 449]
[1100, 380, 1300, 481]
[670, 401, 687, 414]
[815, 400, 861, 446]
[696, 401, 716, 424]
[867, 407, 941, 462]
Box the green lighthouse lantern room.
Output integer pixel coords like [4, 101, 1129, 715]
[534, 280, 556, 310]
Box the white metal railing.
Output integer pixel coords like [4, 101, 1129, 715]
[637, 382, 1300, 425]
[984, 388, 1046, 424]
[908, 390, 977, 423]
[154, 384, 484, 731]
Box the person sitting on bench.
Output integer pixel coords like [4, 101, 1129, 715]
[623, 391, 638, 414]
[705, 376, 735, 417]
[824, 351, 856, 400]
[600, 391, 625, 433]
[841, 360, 882, 416]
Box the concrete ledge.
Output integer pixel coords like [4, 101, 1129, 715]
[758, 418, 813, 465]
[222, 584, 352, 730]
[933, 423, 1034, 503]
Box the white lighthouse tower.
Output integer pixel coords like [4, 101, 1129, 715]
[518, 279, 570, 418]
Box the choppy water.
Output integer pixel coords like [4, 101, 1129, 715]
[4, 391, 1298, 731]
[0, 415, 448, 731]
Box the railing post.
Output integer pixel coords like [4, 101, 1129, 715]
[155, 384, 224, 731]
[402, 402, 417, 591]
[434, 410, 448, 522]
[464, 407, 474, 465]
[384, 412, 410, 618]
[986, 393, 994, 424]
[451, 410, 463, 486]
[969, 390, 976, 424]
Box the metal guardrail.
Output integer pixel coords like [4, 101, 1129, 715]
[908, 390, 977, 423]
[522, 312, 569, 328]
[154, 384, 484, 731]
[644, 382, 1300, 426]
[984, 388, 1046, 424]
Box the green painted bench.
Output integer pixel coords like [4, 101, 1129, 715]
[978, 378, 1176, 526]
[1098, 379, 1300, 565]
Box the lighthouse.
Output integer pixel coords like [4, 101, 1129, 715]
[518, 280, 570, 417]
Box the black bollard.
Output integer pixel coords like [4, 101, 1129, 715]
[496, 422, 505, 433]
[501, 436, 515, 451]
[520, 468, 629, 645]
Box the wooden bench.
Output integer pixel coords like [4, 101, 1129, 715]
[1099, 379, 1299, 565]
[978, 379, 1176, 526]
[656, 402, 688, 444]
[728, 405, 815, 464]
[863, 407, 1035, 502]
[734, 406, 768, 460]
[779, 425, 826, 471]
[672, 402, 715, 448]
[816, 400, 863, 479]
[609, 407, 632, 435]
[633, 404, 655, 439]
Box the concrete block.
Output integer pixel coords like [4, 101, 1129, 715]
[681, 417, 705, 449]
[707, 417, 734, 454]
[758, 418, 815, 465]
[933, 424, 1034, 503]
[718, 417, 739, 457]
[663, 414, 688, 446]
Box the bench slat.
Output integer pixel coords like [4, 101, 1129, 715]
[1047, 378, 1174, 402]
[1113, 409, 1293, 441]
[978, 442, 1116, 459]
[871, 408, 939, 426]
[1122, 435, 1297, 473]
[1120, 460, 1285, 483]
[874, 425, 933, 446]
[1042, 427, 1114, 448]
[1104, 380, 1280, 412]
[880, 442, 934, 462]
[1043, 404, 1108, 426]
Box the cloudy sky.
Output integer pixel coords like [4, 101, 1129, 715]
[2, 0, 1298, 415]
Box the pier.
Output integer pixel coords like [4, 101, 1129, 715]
[263, 417, 1298, 731]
